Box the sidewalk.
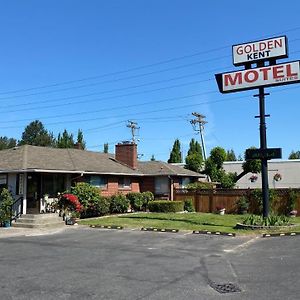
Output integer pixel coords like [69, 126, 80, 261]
[0, 225, 75, 239]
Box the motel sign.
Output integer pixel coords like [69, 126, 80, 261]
[215, 35, 300, 218]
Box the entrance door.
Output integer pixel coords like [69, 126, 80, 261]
[27, 173, 41, 214]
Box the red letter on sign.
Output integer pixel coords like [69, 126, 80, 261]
[286, 64, 298, 77]
[273, 65, 284, 79]
[224, 73, 242, 86]
[244, 70, 259, 83]
[260, 67, 271, 80]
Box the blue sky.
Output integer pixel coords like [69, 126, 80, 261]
[0, 0, 300, 161]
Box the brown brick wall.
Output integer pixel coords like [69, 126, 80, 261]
[115, 143, 137, 169]
[100, 176, 140, 197]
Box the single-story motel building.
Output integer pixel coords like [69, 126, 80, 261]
[223, 160, 300, 189]
[0, 143, 204, 215]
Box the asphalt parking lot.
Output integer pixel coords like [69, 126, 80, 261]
[0, 226, 299, 300]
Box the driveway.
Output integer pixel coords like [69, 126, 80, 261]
[0, 226, 299, 299]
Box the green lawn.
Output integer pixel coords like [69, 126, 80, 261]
[79, 212, 300, 235]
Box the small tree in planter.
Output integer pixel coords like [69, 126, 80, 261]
[0, 188, 14, 227]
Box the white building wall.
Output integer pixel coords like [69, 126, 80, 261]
[223, 160, 300, 189]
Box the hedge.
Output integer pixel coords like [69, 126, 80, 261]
[148, 200, 184, 213]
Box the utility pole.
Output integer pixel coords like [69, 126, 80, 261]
[126, 120, 140, 144]
[190, 112, 208, 161]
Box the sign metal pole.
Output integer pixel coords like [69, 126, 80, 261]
[254, 86, 270, 218]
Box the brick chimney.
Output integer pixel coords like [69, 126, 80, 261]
[115, 142, 137, 169]
[74, 142, 83, 150]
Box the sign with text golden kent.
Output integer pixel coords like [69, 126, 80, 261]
[215, 60, 300, 93]
[232, 36, 288, 66]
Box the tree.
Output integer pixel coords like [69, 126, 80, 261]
[150, 154, 156, 161]
[168, 139, 182, 163]
[57, 129, 74, 148]
[204, 146, 235, 188]
[235, 147, 261, 181]
[185, 139, 203, 172]
[103, 143, 109, 153]
[289, 150, 300, 159]
[0, 136, 17, 150]
[76, 129, 86, 150]
[226, 149, 237, 161]
[19, 120, 55, 147]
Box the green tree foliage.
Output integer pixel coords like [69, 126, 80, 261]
[76, 129, 86, 150]
[0, 136, 17, 150]
[235, 147, 261, 181]
[204, 146, 235, 188]
[19, 120, 55, 147]
[185, 138, 203, 172]
[210, 147, 226, 169]
[168, 139, 182, 163]
[225, 149, 237, 161]
[288, 150, 300, 159]
[185, 153, 203, 172]
[57, 129, 74, 148]
[103, 143, 109, 153]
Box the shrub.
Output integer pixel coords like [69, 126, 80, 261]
[70, 182, 110, 218]
[236, 196, 249, 214]
[186, 182, 214, 191]
[183, 199, 195, 212]
[126, 192, 145, 211]
[81, 196, 110, 218]
[0, 188, 13, 223]
[286, 189, 298, 215]
[250, 189, 278, 214]
[243, 214, 290, 226]
[148, 200, 184, 213]
[110, 194, 129, 214]
[142, 191, 154, 209]
[71, 182, 101, 209]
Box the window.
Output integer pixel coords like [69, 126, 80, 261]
[155, 177, 169, 194]
[0, 174, 7, 190]
[42, 174, 65, 197]
[89, 175, 107, 188]
[179, 177, 191, 188]
[118, 177, 131, 189]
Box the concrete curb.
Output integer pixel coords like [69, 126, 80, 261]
[193, 230, 236, 237]
[141, 227, 179, 233]
[262, 232, 300, 238]
[90, 225, 123, 230]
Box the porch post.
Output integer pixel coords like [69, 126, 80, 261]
[22, 173, 27, 215]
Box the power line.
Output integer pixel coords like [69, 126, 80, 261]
[0, 26, 299, 96]
[0, 78, 215, 113]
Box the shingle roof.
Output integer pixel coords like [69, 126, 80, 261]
[0, 145, 202, 177]
[137, 161, 203, 177]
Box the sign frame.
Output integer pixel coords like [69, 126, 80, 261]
[245, 148, 282, 160]
[232, 35, 288, 66]
[215, 60, 300, 94]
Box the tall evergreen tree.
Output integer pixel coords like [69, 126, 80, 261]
[0, 136, 17, 150]
[168, 139, 182, 163]
[225, 149, 237, 161]
[57, 129, 74, 148]
[19, 120, 55, 147]
[185, 138, 203, 172]
[288, 150, 300, 159]
[103, 143, 109, 153]
[76, 129, 86, 149]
